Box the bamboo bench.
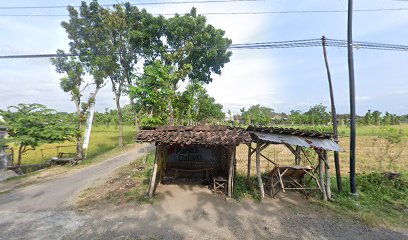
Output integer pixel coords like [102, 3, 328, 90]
[269, 165, 321, 197]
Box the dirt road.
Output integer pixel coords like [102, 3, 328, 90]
[0, 145, 151, 240]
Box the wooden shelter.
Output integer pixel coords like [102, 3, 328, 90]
[246, 126, 343, 201]
[137, 125, 251, 197]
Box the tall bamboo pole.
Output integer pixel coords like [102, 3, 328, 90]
[322, 36, 343, 192]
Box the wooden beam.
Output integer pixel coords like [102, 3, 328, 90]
[324, 150, 333, 200]
[148, 146, 159, 197]
[295, 146, 302, 165]
[284, 143, 297, 155]
[314, 149, 330, 169]
[233, 148, 237, 196]
[249, 146, 277, 165]
[260, 143, 269, 151]
[256, 140, 265, 199]
[318, 151, 328, 201]
[247, 143, 252, 180]
[228, 147, 234, 198]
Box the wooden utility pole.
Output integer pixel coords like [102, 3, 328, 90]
[347, 0, 357, 195]
[321, 36, 343, 192]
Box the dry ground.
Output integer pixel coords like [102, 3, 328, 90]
[68, 184, 407, 240]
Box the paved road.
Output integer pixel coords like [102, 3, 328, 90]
[0, 145, 151, 240]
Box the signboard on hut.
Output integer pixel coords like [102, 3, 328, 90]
[166, 145, 216, 169]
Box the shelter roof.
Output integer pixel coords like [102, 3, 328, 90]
[137, 125, 251, 146]
[247, 126, 343, 152]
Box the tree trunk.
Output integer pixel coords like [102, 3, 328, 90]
[75, 100, 84, 160]
[17, 145, 23, 165]
[168, 98, 174, 126]
[115, 93, 124, 148]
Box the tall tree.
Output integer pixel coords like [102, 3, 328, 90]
[162, 8, 232, 124]
[50, 53, 104, 159]
[61, 1, 164, 147]
[0, 104, 76, 164]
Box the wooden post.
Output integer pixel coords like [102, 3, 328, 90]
[228, 146, 234, 198]
[233, 147, 237, 195]
[324, 150, 332, 200]
[295, 146, 301, 165]
[148, 146, 159, 197]
[256, 140, 265, 199]
[247, 143, 251, 180]
[318, 150, 327, 201]
[322, 35, 343, 192]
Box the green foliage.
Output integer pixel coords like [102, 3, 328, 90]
[233, 175, 261, 201]
[0, 104, 76, 164]
[129, 60, 175, 126]
[325, 172, 408, 229]
[240, 104, 274, 126]
[164, 7, 232, 85]
[303, 104, 331, 125]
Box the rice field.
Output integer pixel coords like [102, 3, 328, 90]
[11, 125, 137, 165]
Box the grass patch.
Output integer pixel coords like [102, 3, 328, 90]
[77, 153, 156, 209]
[234, 175, 261, 201]
[11, 125, 136, 165]
[316, 172, 408, 230]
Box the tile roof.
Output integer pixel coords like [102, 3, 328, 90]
[137, 125, 251, 145]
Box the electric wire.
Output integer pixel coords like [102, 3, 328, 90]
[2, 8, 408, 17]
[0, 0, 268, 9]
[1, 38, 408, 59]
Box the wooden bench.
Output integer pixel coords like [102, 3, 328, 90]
[269, 165, 321, 197]
[169, 168, 214, 183]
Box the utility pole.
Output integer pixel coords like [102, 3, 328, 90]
[321, 36, 342, 192]
[347, 0, 357, 195]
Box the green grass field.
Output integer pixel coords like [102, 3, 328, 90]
[12, 125, 136, 165]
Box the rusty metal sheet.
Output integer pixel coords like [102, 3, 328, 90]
[250, 132, 343, 152]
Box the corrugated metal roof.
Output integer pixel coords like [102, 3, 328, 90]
[247, 126, 333, 138]
[247, 126, 343, 152]
[137, 125, 251, 146]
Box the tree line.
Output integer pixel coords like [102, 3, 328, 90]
[234, 104, 405, 126]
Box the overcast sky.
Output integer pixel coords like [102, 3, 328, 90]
[0, 0, 408, 115]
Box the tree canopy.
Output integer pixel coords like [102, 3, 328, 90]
[0, 104, 76, 164]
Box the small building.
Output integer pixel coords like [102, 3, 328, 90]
[137, 125, 343, 201]
[0, 126, 12, 170]
[137, 125, 251, 197]
[246, 126, 343, 200]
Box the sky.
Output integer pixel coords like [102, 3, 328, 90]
[0, 0, 408, 116]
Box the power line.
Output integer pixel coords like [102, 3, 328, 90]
[2, 8, 408, 17]
[1, 38, 408, 59]
[0, 0, 266, 10]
